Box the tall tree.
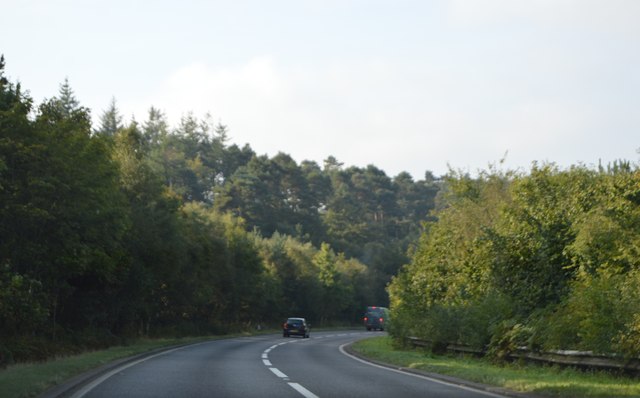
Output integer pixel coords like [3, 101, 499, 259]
[111, 122, 183, 335]
[35, 91, 129, 335]
[0, 63, 128, 339]
[142, 106, 169, 148]
[96, 97, 123, 136]
[57, 78, 80, 117]
[0, 55, 48, 338]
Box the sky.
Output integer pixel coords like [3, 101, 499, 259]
[2, 0, 639, 179]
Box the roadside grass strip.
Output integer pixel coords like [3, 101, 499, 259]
[350, 336, 640, 398]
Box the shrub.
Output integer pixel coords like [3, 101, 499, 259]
[616, 313, 640, 358]
[541, 270, 640, 354]
[488, 320, 533, 360]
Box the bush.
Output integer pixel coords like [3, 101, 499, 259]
[0, 343, 13, 368]
[1, 336, 59, 364]
[616, 313, 640, 358]
[459, 292, 514, 350]
[487, 320, 533, 360]
[70, 327, 121, 350]
[540, 270, 640, 355]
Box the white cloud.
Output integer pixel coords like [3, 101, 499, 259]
[139, 56, 286, 120]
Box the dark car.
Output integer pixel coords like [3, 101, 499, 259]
[363, 306, 389, 331]
[283, 317, 310, 338]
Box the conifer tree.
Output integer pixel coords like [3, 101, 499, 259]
[58, 77, 80, 117]
[96, 97, 123, 136]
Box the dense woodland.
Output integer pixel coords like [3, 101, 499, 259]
[0, 58, 439, 364]
[389, 162, 640, 358]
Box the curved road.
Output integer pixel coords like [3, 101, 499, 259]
[61, 331, 508, 398]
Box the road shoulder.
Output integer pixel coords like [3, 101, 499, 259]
[341, 341, 548, 398]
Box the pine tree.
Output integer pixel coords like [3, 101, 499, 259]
[96, 97, 123, 136]
[142, 106, 169, 147]
[58, 78, 79, 117]
[214, 121, 229, 144]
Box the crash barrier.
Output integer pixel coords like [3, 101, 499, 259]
[406, 337, 640, 373]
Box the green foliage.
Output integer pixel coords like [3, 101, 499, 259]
[388, 168, 511, 347]
[215, 152, 325, 240]
[254, 234, 369, 325]
[174, 204, 265, 330]
[541, 270, 640, 354]
[487, 320, 533, 360]
[389, 163, 640, 359]
[1, 62, 130, 346]
[489, 165, 585, 314]
[95, 97, 123, 136]
[617, 313, 640, 359]
[0, 265, 47, 342]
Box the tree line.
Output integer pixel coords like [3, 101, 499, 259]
[0, 57, 439, 364]
[389, 161, 640, 358]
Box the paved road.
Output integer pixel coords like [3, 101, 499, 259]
[61, 331, 508, 398]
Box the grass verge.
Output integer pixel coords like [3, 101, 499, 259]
[0, 334, 244, 398]
[351, 336, 640, 397]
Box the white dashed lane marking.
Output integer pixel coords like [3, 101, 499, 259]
[288, 382, 320, 398]
[262, 332, 368, 398]
[269, 367, 288, 378]
[262, 337, 316, 397]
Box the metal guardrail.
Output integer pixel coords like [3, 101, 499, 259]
[407, 337, 640, 373]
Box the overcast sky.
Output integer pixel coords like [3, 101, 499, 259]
[2, 0, 639, 179]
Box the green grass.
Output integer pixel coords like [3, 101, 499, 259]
[351, 336, 640, 397]
[0, 335, 238, 398]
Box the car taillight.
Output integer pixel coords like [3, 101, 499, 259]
[363, 317, 368, 321]
[379, 318, 384, 323]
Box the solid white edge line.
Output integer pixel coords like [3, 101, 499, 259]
[269, 367, 288, 378]
[288, 382, 320, 398]
[338, 343, 508, 398]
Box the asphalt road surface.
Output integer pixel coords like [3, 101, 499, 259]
[60, 331, 509, 398]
